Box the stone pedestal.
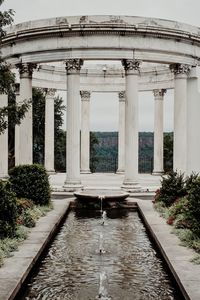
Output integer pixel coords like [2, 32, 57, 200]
[80, 90, 91, 174]
[0, 94, 8, 179]
[15, 63, 36, 165]
[45, 89, 56, 173]
[170, 64, 190, 174]
[121, 59, 141, 191]
[152, 89, 166, 175]
[64, 59, 83, 191]
[116, 91, 125, 174]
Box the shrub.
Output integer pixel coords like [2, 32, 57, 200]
[0, 180, 17, 238]
[186, 176, 200, 237]
[154, 171, 186, 207]
[9, 164, 51, 205]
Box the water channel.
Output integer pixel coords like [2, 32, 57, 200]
[18, 208, 183, 300]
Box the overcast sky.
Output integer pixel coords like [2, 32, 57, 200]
[1, 0, 198, 131]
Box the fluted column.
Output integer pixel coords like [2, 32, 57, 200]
[116, 91, 125, 174]
[45, 89, 56, 173]
[186, 66, 200, 174]
[121, 59, 141, 191]
[152, 89, 166, 175]
[80, 90, 91, 174]
[170, 64, 191, 173]
[64, 59, 83, 191]
[0, 94, 8, 178]
[15, 63, 36, 165]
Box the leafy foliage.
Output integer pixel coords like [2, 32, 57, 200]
[9, 164, 51, 205]
[32, 88, 66, 169]
[155, 171, 186, 207]
[0, 180, 17, 238]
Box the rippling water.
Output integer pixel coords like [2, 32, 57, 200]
[19, 209, 183, 300]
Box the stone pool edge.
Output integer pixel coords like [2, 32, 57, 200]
[0, 198, 72, 300]
[0, 197, 199, 300]
[136, 198, 200, 300]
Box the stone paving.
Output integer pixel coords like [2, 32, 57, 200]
[50, 172, 162, 192]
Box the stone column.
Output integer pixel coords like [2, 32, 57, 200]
[170, 64, 191, 173]
[186, 66, 200, 174]
[45, 89, 56, 173]
[80, 90, 91, 174]
[0, 94, 8, 178]
[116, 91, 125, 174]
[121, 59, 141, 191]
[152, 89, 166, 175]
[15, 63, 36, 165]
[64, 59, 83, 191]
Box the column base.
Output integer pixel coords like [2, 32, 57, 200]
[152, 171, 164, 176]
[116, 169, 125, 174]
[80, 169, 91, 174]
[0, 174, 9, 180]
[121, 180, 141, 192]
[63, 180, 83, 192]
[47, 170, 56, 175]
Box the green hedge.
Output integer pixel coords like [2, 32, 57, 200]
[0, 180, 17, 238]
[9, 164, 51, 205]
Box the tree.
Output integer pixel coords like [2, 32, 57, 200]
[32, 88, 66, 170]
[0, 1, 30, 135]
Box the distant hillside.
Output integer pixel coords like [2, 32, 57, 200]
[92, 132, 172, 173]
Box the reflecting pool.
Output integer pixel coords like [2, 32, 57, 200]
[18, 209, 183, 300]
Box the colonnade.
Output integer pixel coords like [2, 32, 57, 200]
[1, 60, 200, 191]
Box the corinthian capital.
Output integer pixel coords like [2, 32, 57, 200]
[153, 89, 166, 99]
[46, 88, 57, 98]
[80, 90, 91, 101]
[170, 63, 191, 76]
[118, 91, 126, 101]
[122, 59, 141, 72]
[65, 59, 83, 73]
[16, 63, 37, 78]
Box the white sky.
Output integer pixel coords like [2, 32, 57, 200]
[1, 0, 198, 131]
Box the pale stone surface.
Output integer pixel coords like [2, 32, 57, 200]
[0, 94, 8, 178]
[45, 89, 56, 173]
[15, 63, 36, 165]
[187, 66, 200, 174]
[117, 91, 125, 174]
[80, 90, 91, 173]
[171, 63, 191, 173]
[22, 63, 174, 92]
[122, 60, 140, 191]
[2, 16, 200, 65]
[64, 59, 83, 191]
[152, 89, 165, 175]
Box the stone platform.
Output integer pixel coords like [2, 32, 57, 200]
[50, 172, 162, 194]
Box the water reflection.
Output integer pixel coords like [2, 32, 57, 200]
[18, 210, 183, 300]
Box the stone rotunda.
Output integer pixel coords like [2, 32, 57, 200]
[1, 15, 200, 191]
